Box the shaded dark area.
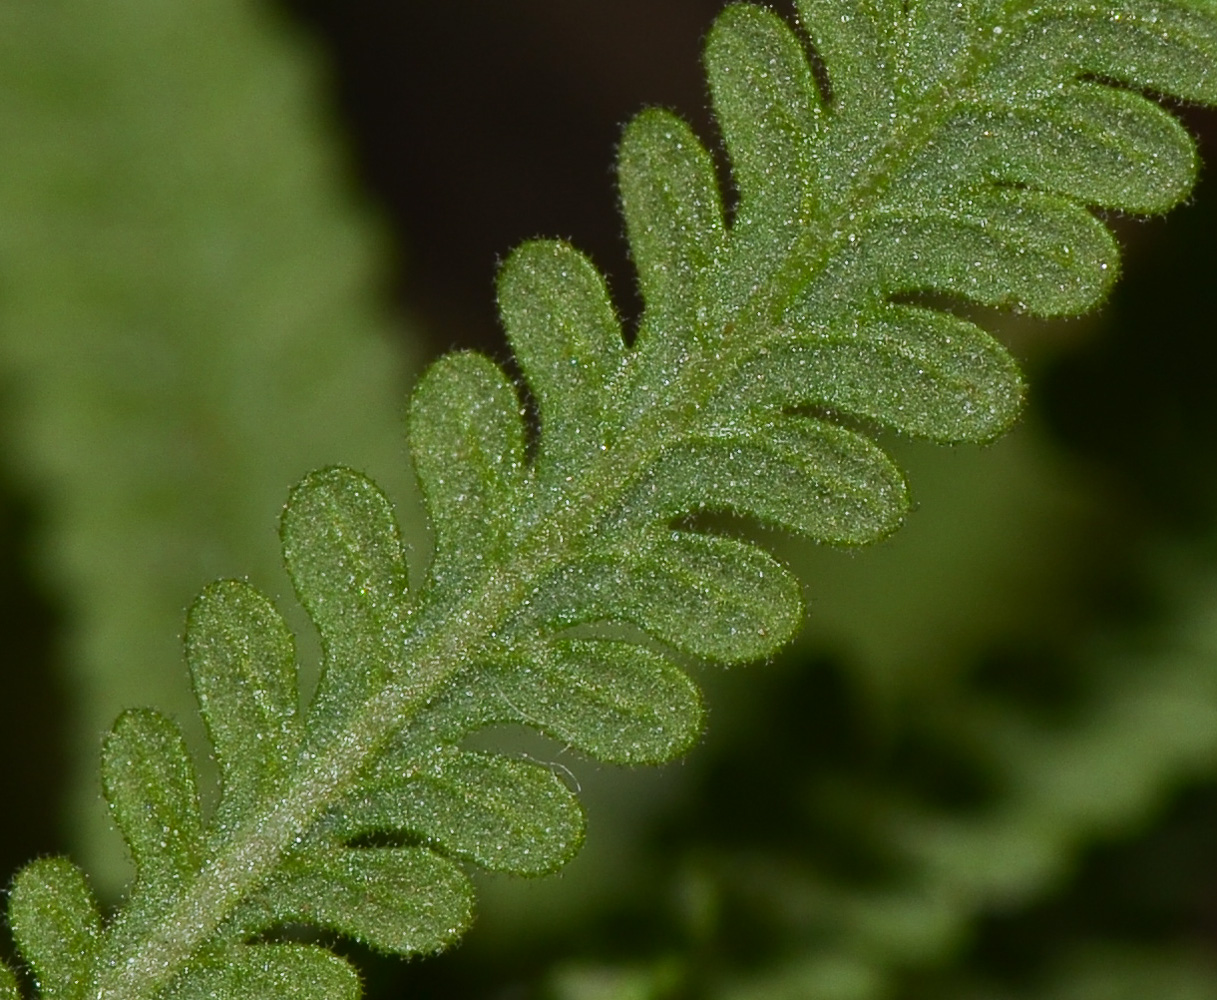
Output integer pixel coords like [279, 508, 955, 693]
[1044, 107, 1217, 532]
[949, 112, 1217, 993]
[962, 781, 1217, 991]
[280, 0, 787, 353]
[0, 474, 65, 887]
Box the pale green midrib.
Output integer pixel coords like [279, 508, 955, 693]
[767, 26, 1016, 333]
[90, 21, 1046, 1000]
[91, 597, 506, 999]
[91, 508, 620, 1000]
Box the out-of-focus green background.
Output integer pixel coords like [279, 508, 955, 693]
[2, 3, 1217, 1000]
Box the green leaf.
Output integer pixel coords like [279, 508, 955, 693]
[280, 467, 410, 743]
[259, 847, 473, 957]
[186, 580, 302, 828]
[702, 4, 827, 322]
[497, 240, 625, 482]
[522, 530, 804, 664]
[335, 748, 585, 875]
[406, 350, 526, 590]
[0, 961, 19, 1000]
[487, 640, 705, 765]
[620, 418, 908, 547]
[990, 1, 1217, 105]
[20, 3, 1217, 997]
[897, 0, 973, 106]
[618, 108, 726, 339]
[947, 81, 1198, 214]
[704, 4, 824, 227]
[845, 189, 1119, 317]
[712, 305, 1024, 444]
[794, 0, 894, 120]
[8, 858, 101, 1000]
[166, 944, 360, 1000]
[101, 709, 204, 885]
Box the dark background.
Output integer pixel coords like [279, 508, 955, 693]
[281, 0, 749, 356]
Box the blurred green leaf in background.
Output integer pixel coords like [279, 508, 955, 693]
[0, 1, 423, 895]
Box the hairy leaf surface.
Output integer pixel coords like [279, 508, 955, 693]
[8, 858, 101, 1000]
[254, 847, 473, 957]
[0, 962, 19, 1000]
[186, 581, 302, 829]
[101, 710, 205, 888]
[336, 748, 584, 875]
[165, 944, 360, 1000]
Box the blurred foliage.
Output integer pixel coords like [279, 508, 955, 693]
[0, 1, 424, 896]
[3, 3, 1217, 1000]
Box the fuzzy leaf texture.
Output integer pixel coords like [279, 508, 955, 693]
[7, 2, 1217, 998]
[0, 964, 18, 1000]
